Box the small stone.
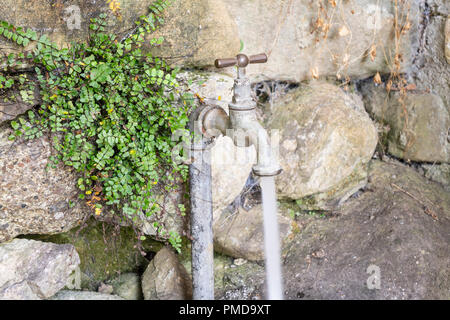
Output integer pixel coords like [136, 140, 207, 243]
[97, 283, 114, 295]
[233, 258, 247, 266]
[142, 247, 192, 300]
[108, 273, 143, 300]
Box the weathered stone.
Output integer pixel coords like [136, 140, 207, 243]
[0, 239, 80, 300]
[422, 163, 450, 191]
[411, 11, 450, 112]
[108, 273, 143, 300]
[212, 136, 255, 218]
[221, 0, 420, 82]
[213, 204, 292, 261]
[0, 126, 87, 243]
[0, 0, 239, 69]
[49, 290, 124, 300]
[268, 82, 378, 209]
[97, 283, 114, 295]
[0, 0, 146, 64]
[360, 81, 449, 163]
[148, 0, 240, 67]
[386, 93, 449, 163]
[281, 160, 450, 300]
[142, 246, 192, 300]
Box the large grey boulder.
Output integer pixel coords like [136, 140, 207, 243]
[142, 247, 192, 300]
[268, 81, 378, 209]
[0, 126, 87, 243]
[0, 239, 80, 300]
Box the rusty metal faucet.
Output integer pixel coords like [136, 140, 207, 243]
[189, 53, 282, 301]
[197, 53, 282, 176]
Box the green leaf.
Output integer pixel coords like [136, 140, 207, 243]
[11, 121, 19, 130]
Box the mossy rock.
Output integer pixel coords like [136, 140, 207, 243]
[24, 218, 163, 290]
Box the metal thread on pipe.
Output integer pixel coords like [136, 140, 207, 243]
[189, 147, 214, 300]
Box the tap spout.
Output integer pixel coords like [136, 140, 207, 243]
[226, 109, 281, 176]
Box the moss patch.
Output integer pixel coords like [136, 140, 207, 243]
[23, 218, 163, 290]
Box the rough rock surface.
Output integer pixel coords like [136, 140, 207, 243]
[281, 160, 450, 299]
[360, 81, 449, 163]
[108, 273, 143, 300]
[49, 290, 124, 300]
[212, 136, 255, 218]
[222, 0, 420, 82]
[411, 4, 450, 112]
[384, 93, 449, 163]
[213, 204, 292, 261]
[269, 82, 378, 209]
[0, 126, 87, 243]
[142, 246, 192, 300]
[0, 239, 80, 300]
[0, 0, 239, 69]
[149, 0, 240, 67]
[422, 163, 450, 191]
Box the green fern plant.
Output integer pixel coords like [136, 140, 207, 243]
[0, 0, 192, 252]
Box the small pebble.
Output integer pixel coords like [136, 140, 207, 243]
[233, 258, 247, 266]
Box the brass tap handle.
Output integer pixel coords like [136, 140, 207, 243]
[215, 53, 268, 69]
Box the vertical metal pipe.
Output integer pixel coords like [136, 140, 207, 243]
[189, 147, 214, 300]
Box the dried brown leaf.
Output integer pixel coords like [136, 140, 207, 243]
[311, 67, 319, 79]
[369, 44, 377, 61]
[374, 72, 382, 84]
